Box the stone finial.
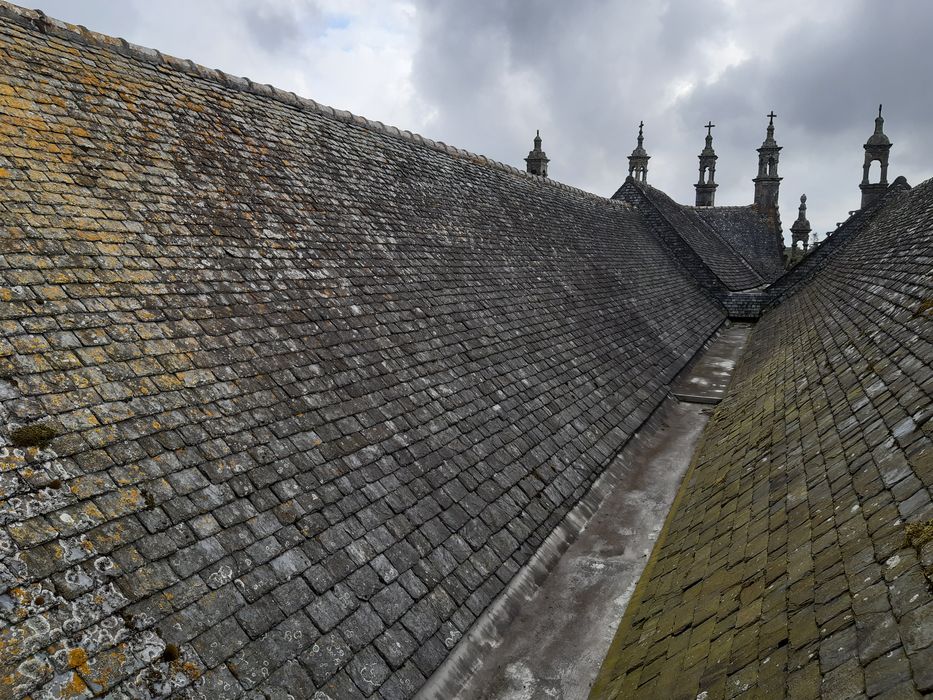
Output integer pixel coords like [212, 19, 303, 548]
[868, 104, 889, 144]
[627, 121, 650, 183]
[702, 121, 716, 154]
[860, 104, 892, 208]
[525, 129, 549, 177]
[695, 121, 718, 206]
[789, 194, 811, 264]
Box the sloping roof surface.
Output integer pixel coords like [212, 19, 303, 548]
[691, 205, 785, 282]
[0, 5, 725, 699]
[593, 178, 933, 698]
[612, 180, 767, 292]
[765, 177, 912, 309]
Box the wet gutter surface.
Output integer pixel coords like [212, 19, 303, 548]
[423, 324, 751, 700]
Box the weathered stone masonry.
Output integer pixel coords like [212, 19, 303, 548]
[0, 4, 727, 698]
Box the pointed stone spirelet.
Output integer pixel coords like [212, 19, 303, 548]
[790, 194, 812, 257]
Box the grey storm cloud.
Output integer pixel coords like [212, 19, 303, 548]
[26, 0, 933, 240]
[242, 3, 325, 55]
[409, 0, 933, 239]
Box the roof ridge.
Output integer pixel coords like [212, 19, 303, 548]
[630, 180, 767, 287]
[685, 204, 755, 211]
[0, 0, 625, 209]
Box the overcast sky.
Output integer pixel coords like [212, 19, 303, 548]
[31, 0, 933, 241]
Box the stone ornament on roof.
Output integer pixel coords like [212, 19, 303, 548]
[754, 111, 783, 237]
[789, 193, 812, 266]
[627, 121, 650, 183]
[525, 129, 549, 178]
[695, 121, 718, 206]
[861, 104, 893, 208]
[867, 104, 891, 146]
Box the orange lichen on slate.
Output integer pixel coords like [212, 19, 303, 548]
[66, 647, 88, 669]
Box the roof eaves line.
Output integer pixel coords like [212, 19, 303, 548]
[0, 1, 629, 210]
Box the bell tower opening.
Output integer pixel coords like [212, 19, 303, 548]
[859, 105, 892, 208]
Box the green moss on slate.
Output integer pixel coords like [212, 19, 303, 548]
[905, 520, 933, 550]
[9, 422, 58, 448]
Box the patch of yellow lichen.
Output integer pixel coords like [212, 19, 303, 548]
[0, 168, 9, 178]
[0, 93, 34, 113]
[0, 630, 25, 664]
[74, 230, 127, 244]
[0, 452, 27, 473]
[83, 649, 127, 690]
[76, 72, 102, 90]
[0, 672, 15, 695]
[66, 647, 87, 669]
[153, 374, 183, 391]
[78, 501, 105, 523]
[9, 588, 30, 608]
[13, 336, 47, 354]
[112, 463, 147, 486]
[62, 671, 88, 697]
[176, 96, 205, 113]
[117, 487, 145, 512]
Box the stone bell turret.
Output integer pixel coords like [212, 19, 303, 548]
[859, 105, 892, 208]
[695, 121, 718, 206]
[525, 130, 549, 178]
[627, 121, 650, 183]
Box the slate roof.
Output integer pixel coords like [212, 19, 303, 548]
[0, 4, 727, 698]
[690, 205, 785, 283]
[765, 177, 912, 310]
[612, 179, 768, 292]
[593, 178, 933, 698]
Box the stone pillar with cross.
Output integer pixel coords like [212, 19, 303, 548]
[695, 121, 718, 206]
[753, 110, 783, 237]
